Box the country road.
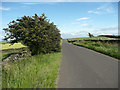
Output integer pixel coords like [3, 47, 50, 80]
[57, 40, 118, 88]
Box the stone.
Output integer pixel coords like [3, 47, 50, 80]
[3, 50, 31, 62]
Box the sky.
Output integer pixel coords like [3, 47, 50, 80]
[0, 2, 118, 40]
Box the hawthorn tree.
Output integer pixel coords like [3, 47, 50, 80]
[88, 33, 94, 38]
[3, 13, 61, 55]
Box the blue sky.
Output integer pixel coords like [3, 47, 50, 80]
[1, 2, 118, 39]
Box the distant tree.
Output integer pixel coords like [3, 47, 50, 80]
[88, 33, 94, 38]
[3, 13, 61, 55]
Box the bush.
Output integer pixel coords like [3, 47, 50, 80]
[3, 13, 61, 55]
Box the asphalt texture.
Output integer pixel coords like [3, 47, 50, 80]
[57, 40, 118, 88]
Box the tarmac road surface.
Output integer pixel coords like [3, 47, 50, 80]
[57, 40, 118, 88]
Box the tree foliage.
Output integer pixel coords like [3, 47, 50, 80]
[88, 33, 94, 38]
[3, 13, 61, 55]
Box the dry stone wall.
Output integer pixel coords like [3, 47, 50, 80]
[4, 50, 31, 62]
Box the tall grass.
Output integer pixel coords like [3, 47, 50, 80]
[72, 41, 119, 60]
[2, 52, 62, 88]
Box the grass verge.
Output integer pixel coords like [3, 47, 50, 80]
[71, 41, 119, 60]
[2, 52, 62, 88]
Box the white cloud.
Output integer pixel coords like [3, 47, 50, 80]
[61, 32, 89, 39]
[97, 7, 100, 10]
[99, 26, 118, 31]
[0, 7, 10, 10]
[88, 2, 115, 15]
[91, 26, 118, 36]
[23, 3, 38, 5]
[76, 17, 89, 21]
[71, 22, 81, 24]
[81, 24, 88, 26]
[97, 3, 115, 13]
[23, 2, 57, 5]
[61, 25, 118, 39]
[88, 10, 99, 14]
[105, 7, 114, 13]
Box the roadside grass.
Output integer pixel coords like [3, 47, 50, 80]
[1, 42, 26, 50]
[66, 36, 110, 41]
[71, 41, 119, 60]
[2, 52, 62, 88]
[2, 40, 62, 88]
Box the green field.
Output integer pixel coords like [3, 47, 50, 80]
[0, 41, 8, 44]
[2, 52, 62, 88]
[70, 41, 119, 59]
[1, 42, 26, 50]
[1, 42, 27, 60]
[66, 36, 110, 41]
